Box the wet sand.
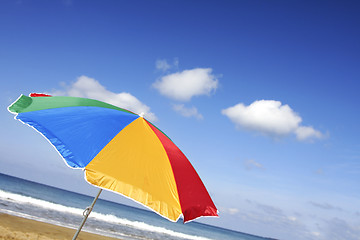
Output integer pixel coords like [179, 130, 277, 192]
[0, 213, 121, 240]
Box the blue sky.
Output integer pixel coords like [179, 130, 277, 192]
[1, 1, 360, 239]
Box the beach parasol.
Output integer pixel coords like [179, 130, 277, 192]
[8, 93, 218, 239]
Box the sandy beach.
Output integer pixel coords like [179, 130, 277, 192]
[0, 213, 121, 240]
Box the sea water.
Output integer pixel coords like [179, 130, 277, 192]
[0, 173, 272, 240]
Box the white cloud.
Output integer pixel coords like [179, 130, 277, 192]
[241, 200, 312, 240]
[155, 58, 179, 72]
[295, 126, 323, 141]
[172, 104, 203, 120]
[155, 59, 171, 72]
[228, 208, 240, 215]
[219, 206, 240, 215]
[51, 75, 157, 122]
[173, 58, 179, 68]
[222, 100, 301, 136]
[153, 68, 219, 101]
[309, 201, 343, 211]
[244, 159, 264, 170]
[323, 218, 360, 240]
[221, 100, 324, 141]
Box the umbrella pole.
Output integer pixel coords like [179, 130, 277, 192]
[72, 188, 102, 240]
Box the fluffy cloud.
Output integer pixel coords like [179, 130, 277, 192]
[221, 100, 323, 141]
[153, 68, 219, 101]
[51, 75, 157, 122]
[295, 126, 323, 141]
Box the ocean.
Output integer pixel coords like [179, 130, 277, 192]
[0, 173, 271, 240]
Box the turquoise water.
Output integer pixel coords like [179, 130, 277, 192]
[0, 173, 274, 240]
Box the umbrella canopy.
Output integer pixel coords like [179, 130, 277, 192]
[8, 93, 218, 223]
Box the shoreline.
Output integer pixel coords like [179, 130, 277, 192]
[0, 213, 122, 240]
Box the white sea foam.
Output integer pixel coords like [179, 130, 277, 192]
[91, 212, 212, 240]
[0, 190, 213, 240]
[0, 189, 83, 216]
